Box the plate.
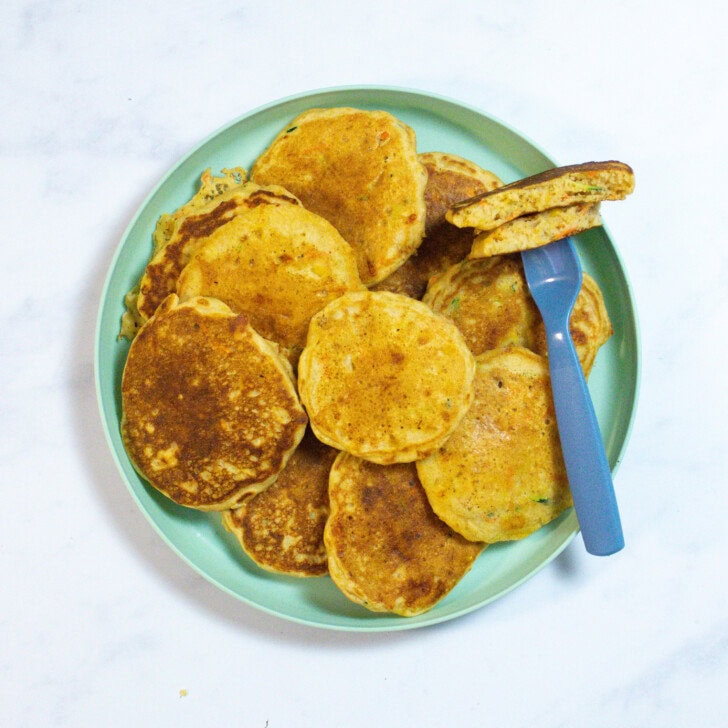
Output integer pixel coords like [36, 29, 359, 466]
[95, 86, 640, 631]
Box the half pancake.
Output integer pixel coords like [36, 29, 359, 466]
[372, 152, 502, 299]
[416, 348, 573, 543]
[325, 453, 484, 616]
[447, 161, 634, 231]
[251, 107, 427, 285]
[298, 291, 476, 464]
[121, 294, 307, 510]
[468, 202, 602, 257]
[222, 428, 337, 577]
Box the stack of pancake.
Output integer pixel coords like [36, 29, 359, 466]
[119, 107, 633, 616]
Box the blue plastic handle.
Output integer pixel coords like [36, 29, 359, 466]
[545, 324, 624, 555]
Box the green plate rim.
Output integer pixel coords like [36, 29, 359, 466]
[94, 84, 641, 631]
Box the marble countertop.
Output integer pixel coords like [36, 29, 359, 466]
[2, 2, 726, 726]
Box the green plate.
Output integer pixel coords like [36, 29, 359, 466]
[95, 86, 640, 631]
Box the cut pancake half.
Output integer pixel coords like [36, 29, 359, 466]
[447, 160, 634, 231]
[469, 202, 602, 257]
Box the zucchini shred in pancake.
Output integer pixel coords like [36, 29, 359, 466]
[297, 290, 476, 464]
[325, 453, 485, 616]
[121, 295, 307, 510]
[416, 347, 573, 543]
[251, 107, 427, 285]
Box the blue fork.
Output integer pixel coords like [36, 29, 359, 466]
[522, 238, 624, 555]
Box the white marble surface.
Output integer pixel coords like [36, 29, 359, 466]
[2, 1, 726, 725]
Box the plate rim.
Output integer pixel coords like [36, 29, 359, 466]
[94, 84, 641, 631]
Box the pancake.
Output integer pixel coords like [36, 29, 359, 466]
[135, 182, 301, 323]
[416, 347, 573, 543]
[120, 294, 308, 511]
[251, 107, 427, 285]
[222, 428, 337, 577]
[468, 202, 602, 257]
[423, 255, 612, 376]
[151, 167, 248, 255]
[372, 152, 502, 299]
[297, 291, 476, 464]
[531, 271, 612, 376]
[447, 161, 635, 231]
[325, 453, 484, 616]
[418, 152, 503, 231]
[120, 167, 248, 339]
[176, 197, 364, 362]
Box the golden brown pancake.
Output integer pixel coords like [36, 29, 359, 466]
[447, 161, 635, 231]
[468, 202, 602, 257]
[423, 255, 612, 376]
[532, 272, 613, 375]
[416, 348, 573, 543]
[298, 291, 476, 464]
[325, 453, 484, 616]
[222, 428, 337, 577]
[152, 167, 248, 254]
[120, 167, 248, 339]
[251, 107, 427, 285]
[121, 295, 308, 510]
[176, 197, 364, 361]
[135, 182, 301, 323]
[418, 152, 503, 230]
[372, 152, 502, 299]
[423, 255, 538, 354]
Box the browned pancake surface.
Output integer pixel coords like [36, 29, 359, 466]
[325, 454, 484, 615]
[251, 107, 427, 285]
[298, 291, 475, 464]
[137, 184, 300, 321]
[468, 202, 602, 257]
[372, 152, 502, 299]
[121, 295, 307, 510]
[176, 198, 363, 358]
[424, 255, 612, 376]
[448, 161, 634, 231]
[417, 348, 572, 543]
[223, 428, 337, 576]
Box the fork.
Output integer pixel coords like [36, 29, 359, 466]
[522, 237, 624, 556]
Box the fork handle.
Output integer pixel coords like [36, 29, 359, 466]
[545, 324, 625, 556]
